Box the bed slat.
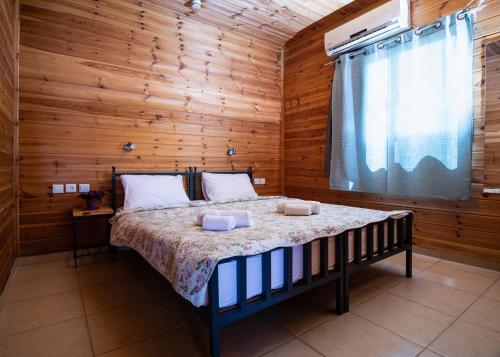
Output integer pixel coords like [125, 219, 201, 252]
[320, 238, 328, 277]
[388, 219, 395, 251]
[366, 224, 374, 259]
[303, 242, 312, 285]
[377, 222, 385, 255]
[237, 257, 247, 310]
[354, 230, 362, 264]
[284, 247, 293, 292]
[262, 251, 272, 300]
[396, 219, 404, 249]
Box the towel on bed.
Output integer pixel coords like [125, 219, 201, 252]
[219, 210, 253, 227]
[277, 200, 320, 215]
[284, 203, 312, 216]
[197, 209, 221, 226]
[202, 215, 236, 231]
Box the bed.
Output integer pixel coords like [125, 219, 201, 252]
[109, 167, 413, 357]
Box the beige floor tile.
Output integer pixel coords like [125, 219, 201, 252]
[77, 260, 135, 288]
[98, 328, 205, 357]
[163, 293, 203, 327]
[484, 278, 500, 301]
[350, 265, 406, 291]
[261, 285, 338, 336]
[461, 297, 500, 333]
[186, 315, 293, 357]
[4, 260, 79, 303]
[388, 277, 477, 316]
[264, 339, 322, 357]
[81, 278, 156, 314]
[377, 252, 439, 272]
[349, 283, 382, 307]
[0, 289, 83, 337]
[353, 292, 455, 346]
[418, 260, 498, 295]
[14, 251, 71, 266]
[0, 317, 93, 357]
[87, 298, 179, 354]
[301, 313, 422, 356]
[429, 319, 500, 357]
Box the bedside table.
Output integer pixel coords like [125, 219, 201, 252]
[72, 206, 114, 267]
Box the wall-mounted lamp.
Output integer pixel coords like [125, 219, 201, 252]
[227, 147, 236, 156]
[123, 142, 136, 152]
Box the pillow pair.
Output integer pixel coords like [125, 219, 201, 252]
[121, 173, 257, 210]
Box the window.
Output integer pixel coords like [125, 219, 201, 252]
[328, 12, 473, 199]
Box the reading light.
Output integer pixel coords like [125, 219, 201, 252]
[191, 0, 201, 10]
[227, 147, 236, 156]
[123, 142, 136, 152]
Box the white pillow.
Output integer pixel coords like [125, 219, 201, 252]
[121, 175, 190, 209]
[202, 173, 258, 201]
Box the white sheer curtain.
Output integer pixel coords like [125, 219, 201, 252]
[329, 12, 473, 199]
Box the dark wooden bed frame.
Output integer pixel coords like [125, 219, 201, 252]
[110, 166, 413, 357]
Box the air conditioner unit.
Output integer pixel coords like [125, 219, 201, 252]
[325, 0, 410, 57]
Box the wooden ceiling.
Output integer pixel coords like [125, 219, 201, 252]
[152, 0, 354, 47]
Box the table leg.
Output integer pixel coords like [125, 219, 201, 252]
[72, 216, 77, 268]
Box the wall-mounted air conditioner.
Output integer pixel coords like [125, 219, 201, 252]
[325, 0, 410, 57]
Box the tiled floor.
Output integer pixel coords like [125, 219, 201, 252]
[0, 250, 499, 357]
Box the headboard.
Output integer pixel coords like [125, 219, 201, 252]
[111, 166, 193, 213]
[192, 166, 253, 201]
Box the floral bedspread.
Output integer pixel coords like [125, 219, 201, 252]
[110, 196, 410, 306]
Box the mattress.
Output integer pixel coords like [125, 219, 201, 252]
[214, 222, 395, 308]
[110, 196, 408, 307]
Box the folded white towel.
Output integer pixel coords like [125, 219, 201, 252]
[220, 210, 253, 227]
[202, 215, 236, 231]
[276, 201, 289, 213]
[284, 203, 312, 216]
[277, 200, 320, 214]
[197, 209, 220, 226]
[302, 201, 321, 215]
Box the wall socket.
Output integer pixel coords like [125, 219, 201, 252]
[79, 184, 90, 193]
[254, 178, 266, 185]
[65, 183, 77, 193]
[52, 184, 64, 194]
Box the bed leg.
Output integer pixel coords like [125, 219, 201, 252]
[209, 322, 221, 357]
[406, 248, 412, 278]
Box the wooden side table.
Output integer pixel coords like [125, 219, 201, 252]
[72, 206, 114, 267]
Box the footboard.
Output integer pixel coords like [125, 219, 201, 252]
[343, 213, 414, 311]
[206, 236, 346, 357]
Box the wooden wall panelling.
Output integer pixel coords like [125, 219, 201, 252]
[283, 0, 500, 267]
[485, 36, 500, 188]
[0, 0, 18, 293]
[18, 0, 283, 255]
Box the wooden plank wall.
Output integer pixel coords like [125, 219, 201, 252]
[485, 37, 500, 188]
[0, 0, 18, 292]
[18, 0, 282, 255]
[284, 0, 500, 267]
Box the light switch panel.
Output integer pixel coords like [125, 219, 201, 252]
[65, 184, 77, 193]
[260, 178, 266, 184]
[254, 178, 265, 185]
[52, 184, 64, 194]
[79, 184, 90, 193]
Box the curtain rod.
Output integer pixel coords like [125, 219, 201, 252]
[323, 0, 486, 67]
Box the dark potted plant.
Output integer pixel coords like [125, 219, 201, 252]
[79, 190, 105, 210]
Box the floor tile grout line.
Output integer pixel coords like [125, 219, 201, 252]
[2, 287, 82, 307]
[349, 310, 428, 349]
[92, 328, 185, 357]
[382, 287, 475, 318]
[76, 267, 98, 357]
[424, 273, 500, 353]
[0, 316, 84, 340]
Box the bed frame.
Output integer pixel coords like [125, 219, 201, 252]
[110, 166, 413, 357]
